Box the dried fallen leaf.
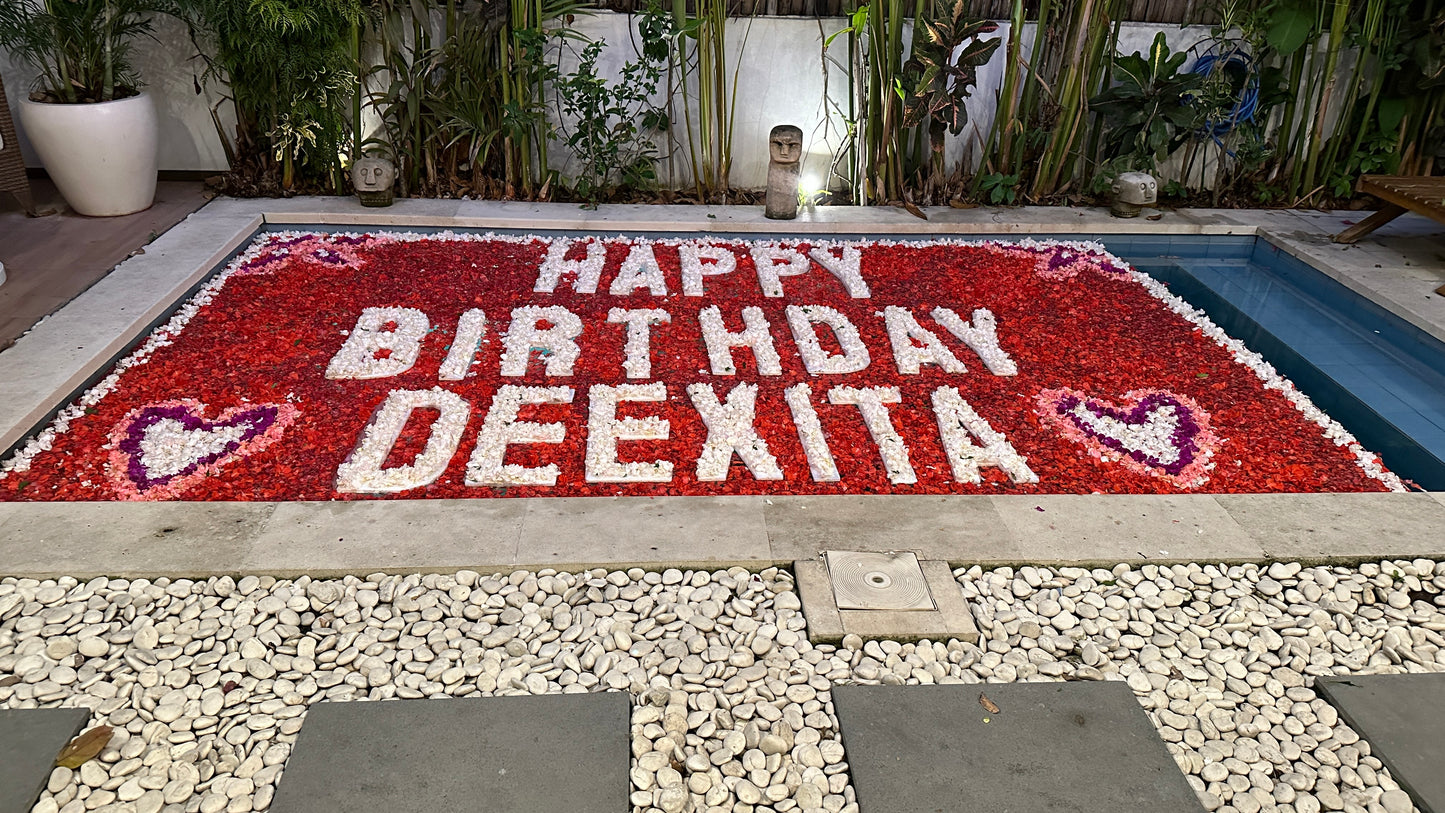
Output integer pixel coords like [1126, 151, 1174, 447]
[902, 201, 928, 221]
[55, 726, 113, 768]
[948, 199, 978, 209]
[979, 693, 1000, 714]
[1146, 213, 1164, 221]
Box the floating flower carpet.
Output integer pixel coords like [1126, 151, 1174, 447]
[0, 231, 1403, 501]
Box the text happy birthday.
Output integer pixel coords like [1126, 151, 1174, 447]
[325, 239, 1038, 493]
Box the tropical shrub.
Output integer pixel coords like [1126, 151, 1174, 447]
[0, 0, 180, 103]
[901, 0, 1000, 203]
[554, 5, 672, 203]
[184, 0, 365, 190]
[1090, 33, 1204, 173]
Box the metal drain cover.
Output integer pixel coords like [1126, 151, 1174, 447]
[824, 551, 935, 611]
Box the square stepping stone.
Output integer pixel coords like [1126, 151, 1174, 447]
[1316, 674, 1445, 813]
[0, 707, 91, 813]
[269, 692, 630, 813]
[832, 682, 1203, 813]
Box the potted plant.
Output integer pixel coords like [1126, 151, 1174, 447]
[0, 0, 176, 216]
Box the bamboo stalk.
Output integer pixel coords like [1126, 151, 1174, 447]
[1271, 51, 1306, 184]
[1300, 0, 1350, 202]
[885, 0, 904, 199]
[102, 0, 113, 101]
[713, 0, 728, 194]
[973, 0, 1025, 192]
[1343, 9, 1395, 175]
[498, 16, 515, 192]
[534, 0, 548, 183]
[673, 0, 701, 197]
[1083, 12, 1122, 182]
[1033, 0, 1111, 196]
[410, 16, 425, 191]
[351, 21, 361, 164]
[1321, 0, 1383, 191]
[1015, 0, 1052, 147]
[1285, 10, 1324, 197]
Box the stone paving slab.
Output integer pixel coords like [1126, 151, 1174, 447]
[1315, 675, 1445, 813]
[1214, 493, 1445, 561]
[237, 197, 1238, 236]
[1, 492, 1442, 578]
[993, 494, 1261, 564]
[762, 495, 1016, 562]
[0, 707, 89, 813]
[268, 693, 630, 813]
[0, 501, 274, 576]
[831, 682, 1204, 813]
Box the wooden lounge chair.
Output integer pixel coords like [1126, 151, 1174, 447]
[1333, 174, 1445, 244]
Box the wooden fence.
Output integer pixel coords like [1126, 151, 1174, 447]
[595, 0, 1219, 21]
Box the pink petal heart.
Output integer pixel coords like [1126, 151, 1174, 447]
[1036, 388, 1220, 489]
[106, 399, 299, 500]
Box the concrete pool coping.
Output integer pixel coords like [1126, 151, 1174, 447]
[0, 198, 1441, 578]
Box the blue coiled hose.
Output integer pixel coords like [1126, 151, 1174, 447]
[1188, 48, 1261, 154]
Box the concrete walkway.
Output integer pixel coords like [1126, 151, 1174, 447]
[0, 493, 1441, 579]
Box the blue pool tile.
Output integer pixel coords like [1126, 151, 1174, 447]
[1119, 236, 1171, 256]
[1205, 239, 1244, 259]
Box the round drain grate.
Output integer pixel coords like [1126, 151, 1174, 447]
[825, 551, 934, 611]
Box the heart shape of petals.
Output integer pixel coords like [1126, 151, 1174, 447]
[1036, 388, 1220, 489]
[107, 399, 299, 500]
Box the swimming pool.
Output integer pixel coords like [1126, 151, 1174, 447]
[1100, 234, 1445, 491]
[3, 225, 1441, 494]
[633, 227, 1444, 490]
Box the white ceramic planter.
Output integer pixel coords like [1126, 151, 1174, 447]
[19, 92, 159, 217]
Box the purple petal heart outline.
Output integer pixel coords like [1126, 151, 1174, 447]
[1036, 388, 1220, 488]
[107, 399, 299, 500]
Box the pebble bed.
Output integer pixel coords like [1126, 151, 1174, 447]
[0, 559, 1440, 813]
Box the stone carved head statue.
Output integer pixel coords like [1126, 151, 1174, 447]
[769, 125, 803, 165]
[1109, 171, 1157, 218]
[1112, 171, 1157, 205]
[351, 156, 396, 207]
